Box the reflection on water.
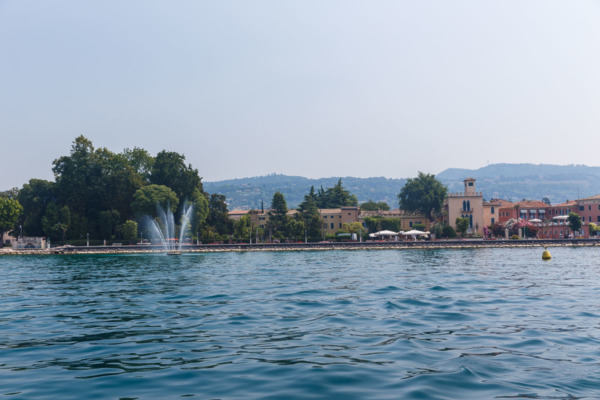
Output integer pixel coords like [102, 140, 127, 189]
[1, 248, 600, 399]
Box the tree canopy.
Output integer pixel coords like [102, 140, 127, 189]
[398, 172, 447, 221]
[0, 197, 22, 246]
[568, 212, 582, 233]
[14, 136, 213, 243]
[360, 200, 390, 211]
[314, 179, 358, 209]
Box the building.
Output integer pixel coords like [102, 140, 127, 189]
[12, 237, 48, 249]
[1, 232, 16, 247]
[359, 209, 429, 232]
[235, 207, 360, 238]
[576, 194, 600, 225]
[483, 198, 513, 227]
[498, 200, 553, 223]
[444, 178, 484, 235]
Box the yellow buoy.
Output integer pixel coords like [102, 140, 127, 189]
[542, 246, 551, 260]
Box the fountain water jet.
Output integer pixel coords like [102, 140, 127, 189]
[146, 202, 194, 254]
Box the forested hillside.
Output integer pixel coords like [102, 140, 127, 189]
[205, 164, 600, 209]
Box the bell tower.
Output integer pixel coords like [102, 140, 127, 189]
[464, 178, 476, 195]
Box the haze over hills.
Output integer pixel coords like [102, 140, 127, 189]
[204, 164, 600, 210]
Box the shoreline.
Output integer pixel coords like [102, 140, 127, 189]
[1, 238, 599, 255]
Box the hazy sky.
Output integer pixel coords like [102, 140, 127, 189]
[2, 1, 600, 190]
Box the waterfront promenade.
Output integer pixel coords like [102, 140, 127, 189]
[2, 238, 599, 255]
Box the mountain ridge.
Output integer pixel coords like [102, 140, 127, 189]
[204, 164, 600, 210]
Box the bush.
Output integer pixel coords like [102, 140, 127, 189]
[511, 234, 519, 240]
[441, 225, 457, 238]
[413, 223, 426, 231]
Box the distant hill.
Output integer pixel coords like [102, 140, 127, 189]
[437, 164, 600, 204]
[204, 164, 600, 210]
[204, 175, 406, 210]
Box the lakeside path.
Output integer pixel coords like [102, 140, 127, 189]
[1, 238, 599, 255]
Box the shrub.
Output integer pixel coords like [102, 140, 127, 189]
[441, 225, 457, 238]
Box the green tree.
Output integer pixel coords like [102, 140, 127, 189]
[0, 198, 23, 246]
[340, 221, 364, 236]
[99, 210, 121, 240]
[455, 217, 469, 237]
[363, 216, 382, 233]
[568, 212, 582, 234]
[131, 185, 179, 217]
[380, 218, 402, 232]
[442, 225, 457, 238]
[315, 179, 358, 208]
[52, 136, 96, 220]
[398, 172, 447, 221]
[190, 189, 209, 236]
[268, 191, 289, 239]
[206, 194, 233, 235]
[233, 214, 252, 241]
[17, 179, 55, 237]
[121, 220, 138, 241]
[150, 151, 203, 205]
[122, 147, 154, 183]
[360, 200, 390, 211]
[287, 218, 305, 241]
[296, 187, 323, 240]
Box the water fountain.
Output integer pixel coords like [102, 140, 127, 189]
[146, 202, 194, 255]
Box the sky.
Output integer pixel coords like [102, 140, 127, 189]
[2, 1, 600, 190]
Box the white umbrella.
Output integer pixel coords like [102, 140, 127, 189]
[376, 230, 399, 236]
[529, 219, 542, 223]
[553, 216, 568, 220]
[403, 229, 428, 236]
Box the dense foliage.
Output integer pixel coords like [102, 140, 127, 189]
[15, 136, 218, 243]
[398, 172, 447, 222]
[0, 197, 23, 246]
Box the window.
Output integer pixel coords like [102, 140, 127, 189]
[467, 200, 471, 211]
[409, 222, 413, 227]
[597, 216, 600, 222]
[491, 218, 495, 225]
[589, 216, 592, 222]
[589, 205, 592, 211]
[330, 223, 334, 229]
[468, 182, 473, 186]
[339, 223, 342, 229]
[579, 206, 584, 211]
[463, 201, 466, 211]
[491, 206, 495, 214]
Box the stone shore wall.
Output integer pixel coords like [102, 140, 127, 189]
[1, 239, 599, 256]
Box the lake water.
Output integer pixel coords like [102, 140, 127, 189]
[1, 247, 600, 399]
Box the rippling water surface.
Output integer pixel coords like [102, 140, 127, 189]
[1, 247, 600, 399]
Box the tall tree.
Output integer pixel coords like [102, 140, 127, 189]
[150, 151, 203, 204]
[268, 191, 289, 239]
[131, 185, 179, 217]
[122, 147, 154, 183]
[455, 217, 469, 237]
[52, 135, 96, 218]
[314, 179, 358, 208]
[17, 179, 55, 236]
[297, 189, 322, 240]
[0, 198, 23, 246]
[568, 212, 582, 234]
[398, 172, 447, 221]
[206, 194, 233, 235]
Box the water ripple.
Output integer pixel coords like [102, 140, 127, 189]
[1, 248, 600, 399]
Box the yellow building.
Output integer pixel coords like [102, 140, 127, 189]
[359, 209, 429, 231]
[483, 198, 513, 228]
[444, 178, 484, 235]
